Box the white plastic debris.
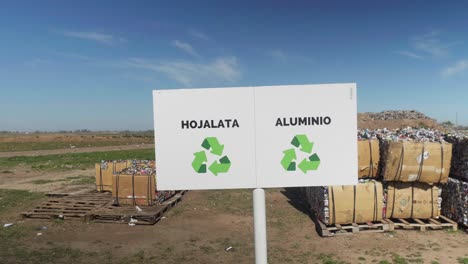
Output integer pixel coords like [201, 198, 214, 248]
[37, 232, 43, 236]
[225, 246, 233, 251]
[135, 206, 142, 212]
[129, 218, 138, 223]
[128, 223, 136, 227]
[3, 223, 13, 228]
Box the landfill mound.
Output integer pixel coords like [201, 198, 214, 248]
[358, 110, 441, 130]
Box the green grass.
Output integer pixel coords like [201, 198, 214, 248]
[29, 176, 96, 185]
[67, 176, 95, 185]
[393, 255, 409, 264]
[30, 179, 58, 185]
[0, 189, 44, 214]
[0, 148, 155, 171]
[318, 254, 348, 264]
[458, 258, 468, 264]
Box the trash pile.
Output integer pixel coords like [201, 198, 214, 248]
[361, 110, 435, 121]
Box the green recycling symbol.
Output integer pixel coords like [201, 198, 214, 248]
[192, 137, 231, 176]
[281, 134, 320, 174]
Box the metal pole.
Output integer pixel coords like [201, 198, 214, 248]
[253, 188, 268, 264]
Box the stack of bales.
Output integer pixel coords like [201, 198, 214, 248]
[301, 127, 453, 226]
[95, 160, 176, 206]
[442, 134, 468, 226]
[377, 128, 451, 220]
[301, 133, 383, 225]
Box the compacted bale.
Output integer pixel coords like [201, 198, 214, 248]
[445, 135, 468, 181]
[385, 182, 440, 219]
[381, 141, 452, 183]
[302, 180, 383, 225]
[95, 160, 129, 192]
[441, 177, 468, 226]
[358, 139, 380, 179]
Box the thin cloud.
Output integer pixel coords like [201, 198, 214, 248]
[124, 56, 241, 86]
[57, 30, 126, 45]
[189, 29, 209, 40]
[411, 31, 452, 58]
[442, 60, 468, 77]
[394, 50, 423, 60]
[23, 59, 54, 68]
[172, 40, 201, 58]
[54, 52, 91, 61]
[268, 49, 288, 61]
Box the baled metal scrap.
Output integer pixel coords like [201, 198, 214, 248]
[302, 180, 384, 225]
[365, 127, 452, 183]
[445, 134, 468, 181]
[384, 182, 441, 219]
[95, 160, 129, 192]
[442, 178, 468, 226]
[112, 160, 176, 206]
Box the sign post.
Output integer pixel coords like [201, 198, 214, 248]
[253, 188, 267, 264]
[153, 83, 358, 264]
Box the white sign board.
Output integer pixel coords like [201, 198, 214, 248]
[153, 83, 357, 190]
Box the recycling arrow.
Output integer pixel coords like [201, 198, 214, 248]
[291, 134, 314, 153]
[208, 156, 231, 176]
[281, 135, 320, 174]
[281, 148, 296, 171]
[192, 137, 231, 176]
[298, 154, 320, 173]
[202, 137, 224, 156]
[192, 151, 207, 173]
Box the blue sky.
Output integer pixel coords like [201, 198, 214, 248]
[1, 1, 468, 131]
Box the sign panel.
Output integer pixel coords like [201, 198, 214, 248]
[153, 88, 257, 190]
[153, 83, 357, 190]
[254, 84, 357, 187]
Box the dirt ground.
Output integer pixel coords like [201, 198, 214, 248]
[1, 129, 467, 263]
[1, 188, 467, 264]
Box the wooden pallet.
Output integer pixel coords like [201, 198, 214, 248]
[90, 191, 185, 225]
[21, 192, 111, 220]
[385, 215, 458, 232]
[315, 219, 391, 237]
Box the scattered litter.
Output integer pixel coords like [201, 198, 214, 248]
[161, 216, 166, 220]
[3, 223, 13, 228]
[37, 232, 42, 236]
[135, 206, 143, 212]
[58, 215, 64, 219]
[129, 218, 138, 223]
[225, 246, 233, 251]
[128, 223, 136, 227]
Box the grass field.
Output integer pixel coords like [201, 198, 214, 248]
[0, 148, 155, 171]
[0, 132, 153, 152]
